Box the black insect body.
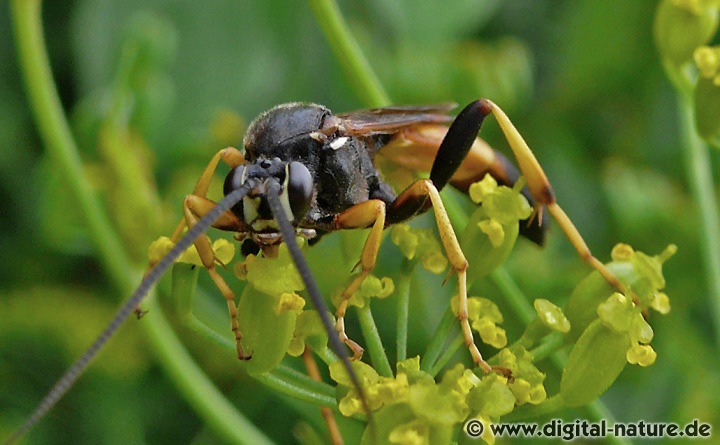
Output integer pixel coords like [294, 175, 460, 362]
[230, 102, 544, 249]
[8, 99, 630, 444]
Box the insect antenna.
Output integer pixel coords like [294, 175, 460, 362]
[4, 183, 255, 445]
[264, 180, 374, 423]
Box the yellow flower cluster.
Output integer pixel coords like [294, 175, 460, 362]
[148, 235, 235, 266]
[451, 296, 507, 349]
[391, 224, 448, 274]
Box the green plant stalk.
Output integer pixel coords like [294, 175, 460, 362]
[420, 306, 457, 373]
[678, 96, 720, 348]
[307, 0, 390, 108]
[142, 293, 274, 445]
[489, 267, 536, 325]
[10, 2, 271, 443]
[429, 333, 464, 377]
[256, 368, 338, 408]
[316, 345, 339, 366]
[357, 305, 394, 377]
[528, 333, 565, 362]
[11, 0, 133, 283]
[396, 258, 417, 363]
[663, 55, 720, 347]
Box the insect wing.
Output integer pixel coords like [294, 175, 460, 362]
[337, 103, 457, 135]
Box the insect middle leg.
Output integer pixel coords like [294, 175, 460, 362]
[332, 199, 387, 360]
[388, 179, 502, 374]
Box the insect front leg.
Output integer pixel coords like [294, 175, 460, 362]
[169, 146, 246, 241]
[332, 199, 387, 360]
[142, 147, 244, 315]
[183, 194, 252, 360]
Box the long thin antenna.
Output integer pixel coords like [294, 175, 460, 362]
[5, 183, 255, 445]
[264, 180, 374, 421]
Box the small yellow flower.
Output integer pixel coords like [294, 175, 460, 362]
[627, 344, 658, 367]
[389, 420, 429, 445]
[533, 298, 571, 333]
[694, 46, 720, 82]
[391, 224, 448, 274]
[469, 174, 499, 203]
[651, 292, 671, 314]
[611, 243, 635, 261]
[478, 219, 505, 247]
[274, 292, 305, 315]
[147, 236, 235, 266]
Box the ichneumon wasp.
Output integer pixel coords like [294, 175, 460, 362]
[6, 99, 628, 444]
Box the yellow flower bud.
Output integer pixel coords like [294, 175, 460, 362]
[611, 243, 635, 262]
[651, 292, 671, 314]
[478, 219, 505, 247]
[468, 174, 499, 203]
[627, 344, 658, 366]
[274, 292, 305, 315]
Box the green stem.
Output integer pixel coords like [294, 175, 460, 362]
[357, 305, 393, 377]
[489, 266, 535, 325]
[396, 258, 417, 363]
[429, 333, 464, 377]
[663, 58, 720, 348]
[143, 294, 273, 445]
[420, 306, 456, 373]
[307, 0, 391, 108]
[11, 2, 270, 443]
[316, 346, 338, 366]
[677, 96, 720, 348]
[256, 367, 337, 409]
[528, 333, 565, 362]
[11, 0, 133, 283]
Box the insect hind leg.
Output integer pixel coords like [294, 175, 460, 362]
[429, 100, 493, 191]
[484, 100, 627, 294]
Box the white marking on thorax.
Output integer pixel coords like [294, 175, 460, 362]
[329, 137, 349, 150]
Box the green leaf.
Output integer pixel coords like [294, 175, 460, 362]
[560, 319, 631, 407]
[237, 285, 298, 376]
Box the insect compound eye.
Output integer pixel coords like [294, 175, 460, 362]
[223, 165, 247, 219]
[286, 161, 313, 220]
[223, 165, 247, 196]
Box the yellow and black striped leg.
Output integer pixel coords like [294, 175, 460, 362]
[332, 199, 387, 360]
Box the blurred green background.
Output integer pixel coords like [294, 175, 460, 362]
[1, 0, 718, 443]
